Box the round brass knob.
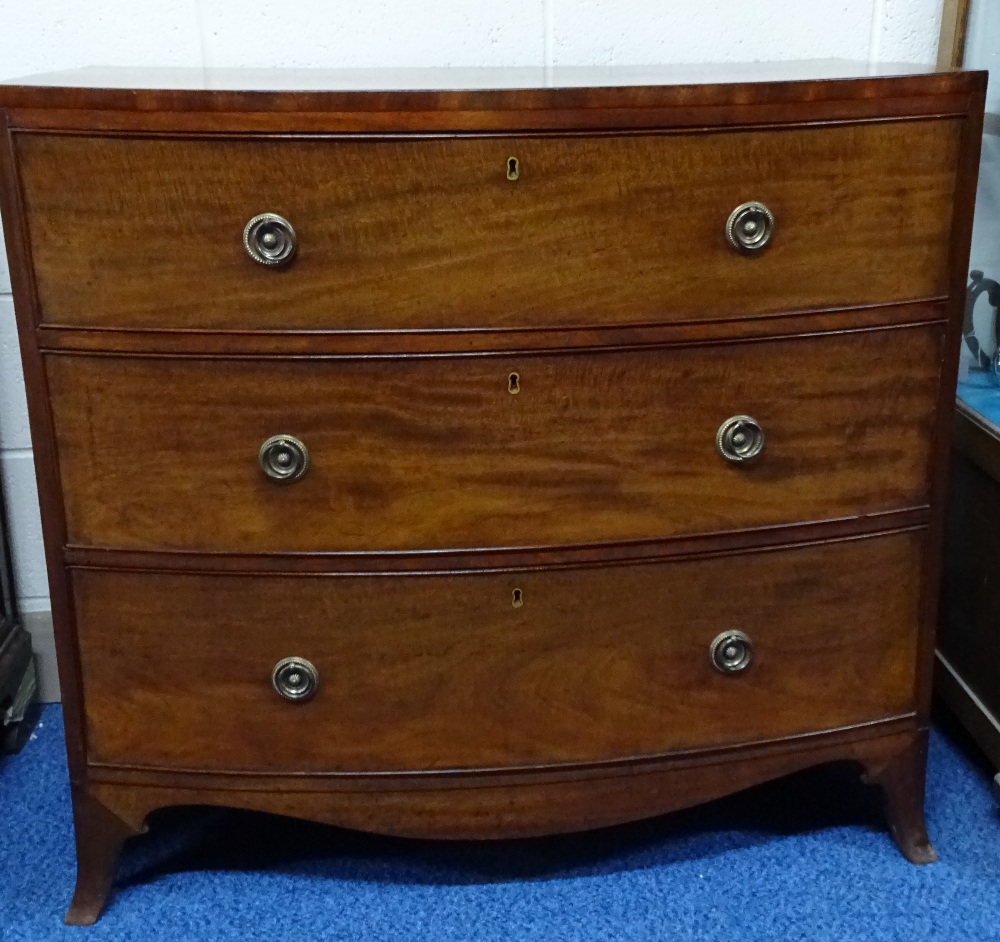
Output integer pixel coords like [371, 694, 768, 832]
[243, 213, 297, 267]
[259, 434, 309, 483]
[716, 415, 765, 464]
[726, 201, 775, 254]
[272, 657, 319, 702]
[710, 630, 753, 674]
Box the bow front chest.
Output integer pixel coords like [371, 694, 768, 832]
[0, 62, 985, 923]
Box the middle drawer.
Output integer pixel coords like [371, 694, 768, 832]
[47, 325, 942, 554]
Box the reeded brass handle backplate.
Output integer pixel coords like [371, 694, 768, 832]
[726, 201, 774, 254]
[244, 212, 297, 267]
[271, 657, 319, 702]
[716, 415, 765, 464]
[710, 631, 753, 674]
[259, 434, 309, 483]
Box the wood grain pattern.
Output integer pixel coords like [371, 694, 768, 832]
[82, 725, 923, 837]
[46, 326, 944, 554]
[73, 532, 922, 774]
[0, 113, 90, 784]
[0, 68, 983, 921]
[860, 728, 936, 863]
[16, 120, 960, 331]
[67, 723, 928, 922]
[63, 787, 140, 927]
[0, 65, 984, 137]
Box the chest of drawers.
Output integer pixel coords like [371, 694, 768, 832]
[0, 62, 986, 924]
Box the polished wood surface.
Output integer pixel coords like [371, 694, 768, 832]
[0, 111, 90, 794]
[0, 61, 967, 93]
[74, 532, 922, 773]
[860, 729, 936, 864]
[30, 300, 948, 358]
[0, 64, 983, 136]
[63, 786, 140, 928]
[0, 66, 984, 922]
[18, 122, 960, 331]
[47, 326, 943, 554]
[57, 725, 928, 925]
[85, 725, 927, 839]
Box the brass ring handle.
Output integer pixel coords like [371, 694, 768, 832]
[716, 415, 765, 464]
[259, 434, 309, 483]
[710, 630, 753, 674]
[244, 213, 297, 267]
[726, 201, 774, 254]
[271, 657, 319, 702]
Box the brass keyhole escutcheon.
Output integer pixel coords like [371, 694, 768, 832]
[506, 156, 520, 181]
[512, 588, 524, 609]
[508, 372, 520, 395]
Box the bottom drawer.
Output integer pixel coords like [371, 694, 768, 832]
[75, 533, 923, 774]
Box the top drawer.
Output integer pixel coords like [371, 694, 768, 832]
[15, 120, 960, 332]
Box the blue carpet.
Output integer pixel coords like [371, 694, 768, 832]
[957, 372, 1000, 429]
[2, 706, 999, 941]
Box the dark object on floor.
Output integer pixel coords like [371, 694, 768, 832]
[940, 398, 1000, 796]
[0, 460, 34, 755]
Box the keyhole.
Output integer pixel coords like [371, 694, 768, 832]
[508, 372, 520, 395]
[506, 156, 520, 181]
[512, 588, 524, 609]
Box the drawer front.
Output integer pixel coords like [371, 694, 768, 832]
[75, 533, 923, 773]
[48, 326, 942, 554]
[18, 120, 959, 331]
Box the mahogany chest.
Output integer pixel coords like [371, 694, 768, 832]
[0, 62, 985, 923]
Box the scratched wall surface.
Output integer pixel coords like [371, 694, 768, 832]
[0, 0, 947, 700]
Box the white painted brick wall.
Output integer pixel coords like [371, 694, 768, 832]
[0, 1, 946, 699]
[548, 1, 877, 66]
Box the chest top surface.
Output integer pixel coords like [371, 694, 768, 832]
[0, 60, 983, 122]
